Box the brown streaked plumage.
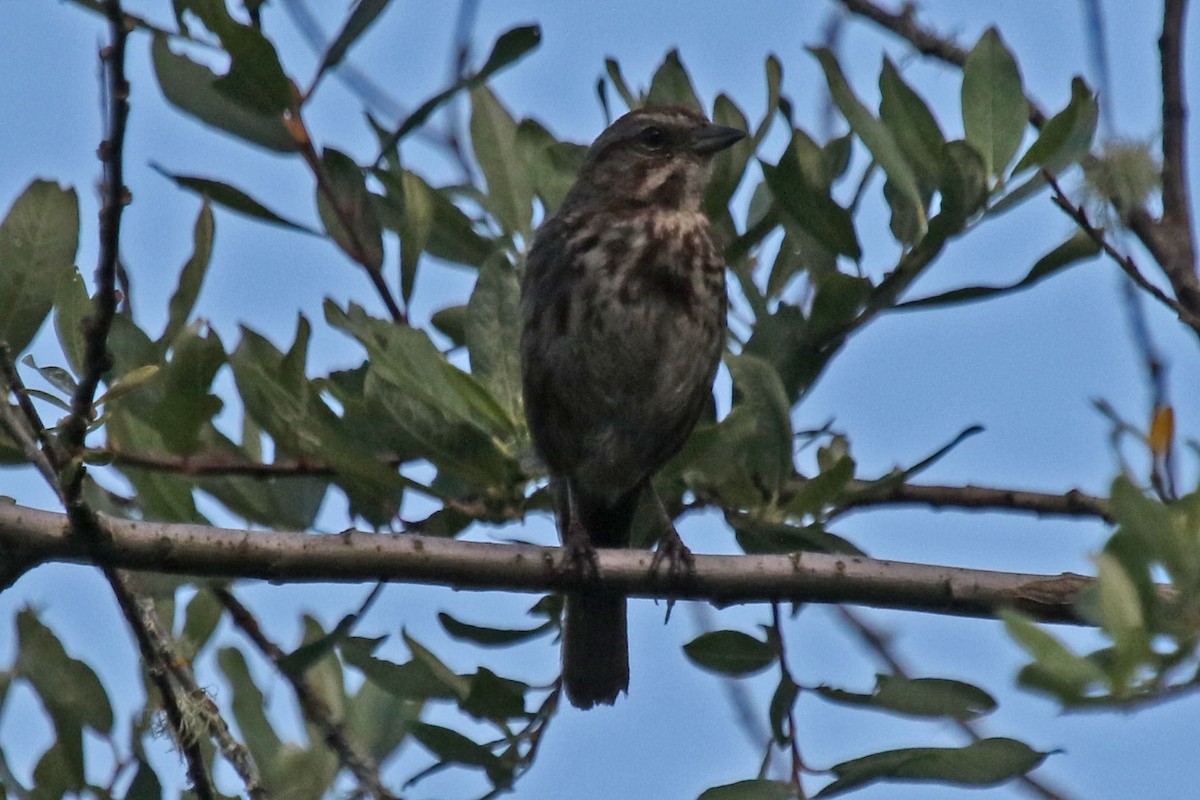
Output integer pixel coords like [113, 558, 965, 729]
[520, 106, 744, 709]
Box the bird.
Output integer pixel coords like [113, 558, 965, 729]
[520, 106, 744, 708]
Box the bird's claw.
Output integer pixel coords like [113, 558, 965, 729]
[649, 527, 695, 583]
[560, 530, 600, 582]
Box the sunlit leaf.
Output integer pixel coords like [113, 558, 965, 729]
[962, 28, 1027, 180]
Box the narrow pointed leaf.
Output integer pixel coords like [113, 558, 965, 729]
[684, 630, 774, 676]
[315, 0, 393, 84]
[161, 201, 215, 349]
[154, 166, 317, 234]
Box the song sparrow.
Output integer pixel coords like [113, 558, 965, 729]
[520, 106, 744, 708]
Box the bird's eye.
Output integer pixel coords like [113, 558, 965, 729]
[639, 125, 667, 150]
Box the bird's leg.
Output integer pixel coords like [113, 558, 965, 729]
[559, 481, 600, 580]
[648, 488, 695, 581]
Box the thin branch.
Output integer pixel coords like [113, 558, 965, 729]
[1045, 171, 1200, 336]
[211, 586, 399, 800]
[61, 0, 131, 504]
[107, 571, 217, 800]
[98, 446, 1114, 522]
[0, 501, 1104, 625]
[837, 608, 1070, 800]
[827, 478, 1112, 523]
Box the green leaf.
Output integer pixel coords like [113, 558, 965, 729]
[961, 28, 1027, 180]
[230, 320, 403, 522]
[465, 256, 523, 423]
[604, 58, 639, 110]
[317, 148, 385, 270]
[899, 228, 1099, 308]
[314, 0, 393, 85]
[217, 646, 282, 757]
[817, 738, 1049, 797]
[151, 34, 296, 152]
[160, 201, 215, 350]
[345, 679, 420, 763]
[1003, 610, 1107, 702]
[725, 352, 795, 496]
[769, 672, 799, 744]
[879, 58, 945, 196]
[438, 612, 550, 647]
[20, 354, 77, 396]
[461, 667, 528, 720]
[1011, 77, 1098, 176]
[761, 146, 860, 259]
[154, 167, 318, 234]
[706, 94, 755, 222]
[16, 610, 114, 737]
[375, 168, 496, 268]
[411, 722, 510, 787]
[54, 268, 90, 375]
[816, 675, 996, 720]
[341, 636, 461, 700]
[698, 780, 796, 800]
[0, 180, 79, 354]
[125, 759, 164, 800]
[683, 630, 774, 677]
[278, 613, 356, 677]
[516, 119, 589, 216]
[930, 139, 989, 235]
[181, 0, 292, 114]
[380, 25, 541, 153]
[179, 588, 224, 656]
[733, 517, 863, 556]
[645, 49, 703, 113]
[811, 47, 926, 238]
[470, 87, 533, 236]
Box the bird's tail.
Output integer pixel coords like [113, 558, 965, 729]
[562, 589, 628, 708]
[560, 486, 639, 708]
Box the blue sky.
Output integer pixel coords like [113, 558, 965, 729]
[2, 1, 1199, 798]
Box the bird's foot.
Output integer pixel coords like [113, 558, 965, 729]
[560, 523, 600, 582]
[649, 525, 695, 583]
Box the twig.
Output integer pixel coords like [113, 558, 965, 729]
[772, 603, 808, 796]
[108, 571, 217, 800]
[836, 608, 1070, 800]
[61, 0, 131, 505]
[0, 501, 1107, 624]
[826, 478, 1112, 522]
[1045, 171, 1200, 336]
[211, 585, 399, 800]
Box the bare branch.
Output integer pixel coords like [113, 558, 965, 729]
[1156, 0, 1200, 309]
[828, 478, 1112, 522]
[61, 0, 132, 504]
[1045, 171, 1200, 336]
[100, 446, 1113, 522]
[0, 501, 1102, 625]
[212, 586, 399, 800]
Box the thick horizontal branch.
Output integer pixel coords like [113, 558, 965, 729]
[0, 502, 1095, 624]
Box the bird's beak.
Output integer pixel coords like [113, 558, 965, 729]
[690, 123, 746, 155]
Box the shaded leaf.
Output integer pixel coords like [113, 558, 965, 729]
[315, 0, 393, 84]
[816, 675, 996, 720]
[439, 612, 550, 647]
[161, 201, 216, 350]
[879, 58, 945, 196]
[761, 144, 860, 259]
[154, 167, 317, 234]
[699, 780, 796, 800]
[1011, 77, 1097, 176]
[1003, 610, 1107, 702]
[733, 517, 863, 556]
[811, 47, 926, 238]
[465, 256, 523, 423]
[151, 34, 296, 152]
[817, 738, 1049, 797]
[0, 180, 79, 355]
[461, 668, 528, 720]
[317, 148, 385, 270]
[684, 630, 774, 677]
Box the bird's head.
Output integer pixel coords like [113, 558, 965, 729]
[563, 106, 745, 213]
